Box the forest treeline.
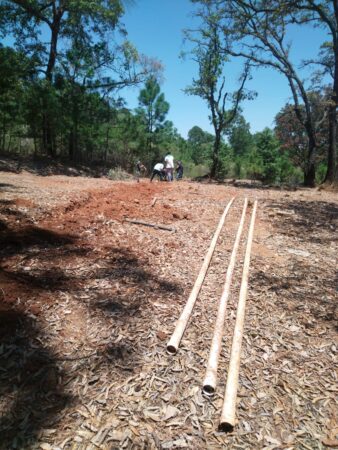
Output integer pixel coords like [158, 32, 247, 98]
[0, 1, 337, 186]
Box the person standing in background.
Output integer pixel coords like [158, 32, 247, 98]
[176, 160, 183, 180]
[164, 152, 174, 181]
[135, 160, 146, 182]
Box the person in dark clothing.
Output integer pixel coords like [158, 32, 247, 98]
[176, 160, 184, 180]
[135, 160, 146, 182]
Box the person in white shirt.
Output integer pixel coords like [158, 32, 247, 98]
[164, 152, 174, 181]
[150, 162, 165, 182]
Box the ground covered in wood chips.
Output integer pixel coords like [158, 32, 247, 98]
[0, 171, 337, 450]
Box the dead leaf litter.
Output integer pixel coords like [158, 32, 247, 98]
[0, 172, 337, 449]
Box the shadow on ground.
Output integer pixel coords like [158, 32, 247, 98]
[252, 264, 337, 330]
[0, 308, 71, 449]
[0, 225, 181, 448]
[254, 198, 338, 330]
[267, 199, 338, 241]
[192, 176, 302, 191]
[0, 184, 17, 191]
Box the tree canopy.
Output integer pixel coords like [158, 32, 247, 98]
[0, 0, 336, 186]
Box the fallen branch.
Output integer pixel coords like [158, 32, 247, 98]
[124, 218, 175, 232]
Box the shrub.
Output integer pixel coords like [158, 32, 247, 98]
[107, 167, 132, 181]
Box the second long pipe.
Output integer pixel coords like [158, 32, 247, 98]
[202, 198, 248, 395]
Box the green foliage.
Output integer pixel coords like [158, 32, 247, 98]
[0, 2, 330, 185]
[187, 126, 213, 165]
[184, 162, 210, 178]
[0, 46, 35, 152]
[227, 115, 254, 157]
[135, 76, 170, 164]
[214, 126, 305, 185]
[215, 144, 237, 178]
[254, 128, 280, 183]
[0, 45, 314, 185]
[316, 162, 328, 184]
[137, 77, 169, 133]
[0, 0, 161, 159]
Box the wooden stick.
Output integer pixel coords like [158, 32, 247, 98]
[166, 197, 235, 354]
[202, 198, 248, 395]
[124, 218, 175, 232]
[219, 200, 258, 432]
[151, 197, 158, 207]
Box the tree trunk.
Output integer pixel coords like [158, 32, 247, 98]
[42, 11, 62, 158]
[42, 111, 55, 157]
[68, 124, 78, 162]
[324, 102, 337, 183]
[104, 106, 110, 163]
[304, 162, 316, 187]
[1, 118, 6, 152]
[210, 131, 221, 178]
[303, 135, 316, 187]
[7, 134, 12, 153]
[325, 0, 338, 185]
[68, 91, 79, 162]
[68, 130, 74, 161]
[323, 28, 337, 185]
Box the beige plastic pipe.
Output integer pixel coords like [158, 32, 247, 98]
[219, 200, 258, 432]
[166, 197, 235, 355]
[202, 198, 248, 395]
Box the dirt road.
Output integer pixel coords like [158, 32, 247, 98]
[0, 171, 337, 449]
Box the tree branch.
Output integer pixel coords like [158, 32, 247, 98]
[11, 0, 52, 27]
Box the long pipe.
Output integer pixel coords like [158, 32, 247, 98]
[219, 200, 258, 432]
[166, 197, 235, 354]
[202, 198, 248, 395]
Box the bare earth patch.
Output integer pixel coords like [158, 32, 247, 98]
[0, 171, 337, 449]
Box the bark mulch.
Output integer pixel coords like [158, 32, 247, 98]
[0, 172, 337, 449]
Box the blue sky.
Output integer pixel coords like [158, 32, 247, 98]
[121, 0, 330, 138]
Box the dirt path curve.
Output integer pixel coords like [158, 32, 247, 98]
[0, 171, 337, 449]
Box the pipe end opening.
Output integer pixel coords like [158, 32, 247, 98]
[202, 385, 215, 396]
[166, 345, 177, 355]
[218, 422, 234, 433]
